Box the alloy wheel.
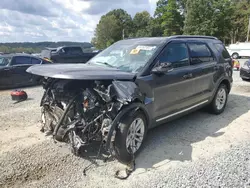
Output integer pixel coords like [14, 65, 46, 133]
[215, 88, 227, 110]
[126, 118, 145, 154]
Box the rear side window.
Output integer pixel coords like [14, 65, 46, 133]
[70, 47, 82, 54]
[214, 43, 231, 59]
[62, 47, 82, 55]
[187, 43, 215, 65]
[12, 56, 31, 65]
[31, 58, 41, 64]
[158, 43, 189, 68]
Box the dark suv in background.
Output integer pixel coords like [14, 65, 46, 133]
[41, 46, 99, 64]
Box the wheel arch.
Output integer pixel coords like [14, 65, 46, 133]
[220, 79, 231, 93]
[105, 102, 151, 151]
[121, 99, 151, 130]
[211, 78, 231, 102]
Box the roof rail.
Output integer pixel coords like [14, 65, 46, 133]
[172, 35, 218, 40]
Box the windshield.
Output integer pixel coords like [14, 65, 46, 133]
[88, 39, 164, 73]
[0, 57, 12, 66]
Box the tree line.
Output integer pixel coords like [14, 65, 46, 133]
[0, 42, 93, 54]
[92, 0, 250, 49]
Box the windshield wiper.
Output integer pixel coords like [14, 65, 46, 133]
[95, 61, 116, 68]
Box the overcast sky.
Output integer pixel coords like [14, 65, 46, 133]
[0, 0, 158, 43]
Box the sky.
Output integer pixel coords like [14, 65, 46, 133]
[0, 0, 158, 43]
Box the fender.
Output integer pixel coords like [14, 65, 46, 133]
[105, 102, 151, 151]
[112, 81, 144, 103]
[211, 77, 232, 101]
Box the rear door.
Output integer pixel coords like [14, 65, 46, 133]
[69, 47, 85, 63]
[58, 47, 74, 63]
[186, 42, 218, 102]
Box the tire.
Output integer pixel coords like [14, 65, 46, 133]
[208, 84, 228, 115]
[41, 105, 68, 141]
[114, 111, 147, 164]
[237, 67, 239, 71]
[232, 53, 239, 59]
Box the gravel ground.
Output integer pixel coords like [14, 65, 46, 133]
[0, 59, 250, 188]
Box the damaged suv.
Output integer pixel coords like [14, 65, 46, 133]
[27, 36, 233, 164]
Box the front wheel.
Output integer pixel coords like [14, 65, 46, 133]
[114, 111, 147, 164]
[208, 84, 228, 114]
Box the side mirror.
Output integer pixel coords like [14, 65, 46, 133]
[151, 62, 173, 74]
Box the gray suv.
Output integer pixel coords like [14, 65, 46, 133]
[27, 35, 233, 164]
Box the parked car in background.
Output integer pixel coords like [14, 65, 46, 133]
[240, 59, 250, 81]
[40, 46, 99, 64]
[226, 42, 250, 59]
[0, 54, 51, 89]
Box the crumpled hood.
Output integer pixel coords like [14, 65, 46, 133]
[26, 63, 136, 80]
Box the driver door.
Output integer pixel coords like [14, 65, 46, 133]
[150, 42, 197, 122]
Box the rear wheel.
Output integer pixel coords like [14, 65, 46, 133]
[208, 84, 228, 114]
[114, 111, 147, 164]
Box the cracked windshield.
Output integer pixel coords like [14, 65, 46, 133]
[88, 40, 162, 72]
[0, 0, 250, 188]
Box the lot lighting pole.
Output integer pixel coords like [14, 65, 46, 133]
[247, 16, 250, 42]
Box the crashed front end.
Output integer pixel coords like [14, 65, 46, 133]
[27, 64, 147, 165]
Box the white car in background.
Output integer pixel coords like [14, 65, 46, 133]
[226, 42, 250, 59]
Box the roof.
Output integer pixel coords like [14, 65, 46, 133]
[169, 35, 218, 40]
[124, 35, 218, 42]
[45, 46, 83, 49]
[1, 53, 41, 58]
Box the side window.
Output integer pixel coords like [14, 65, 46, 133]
[187, 43, 215, 65]
[158, 43, 189, 68]
[63, 48, 70, 54]
[70, 47, 82, 54]
[31, 58, 41, 64]
[214, 43, 231, 59]
[12, 56, 31, 65]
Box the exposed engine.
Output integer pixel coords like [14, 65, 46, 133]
[40, 77, 137, 157]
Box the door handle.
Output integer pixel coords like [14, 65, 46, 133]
[183, 73, 193, 79]
[3, 68, 10, 71]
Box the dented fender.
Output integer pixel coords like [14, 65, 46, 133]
[112, 81, 144, 103]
